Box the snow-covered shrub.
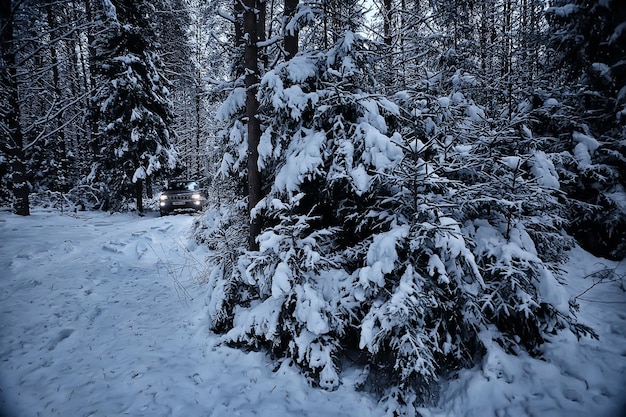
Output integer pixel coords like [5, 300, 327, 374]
[211, 31, 405, 387]
[564, 129, 626, 260]
[193, 203, 248, 333]
[354, 214, 484, 404]
[362, 73, 594, 405]
[227, 199, 353, 388]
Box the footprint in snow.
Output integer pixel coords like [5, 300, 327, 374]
[109, 260, 119, 273]
[190, 373, 203, 385]
[99, 256, 120, 273]
[156, 223, 173, 233]
[93, 222, 113, 227]
[62, 240, 75, 253]
[86, 306, 102, 325]
[47, 328, 74, 351]
[102, 241, 127, 253]
[136, 241, 149, 259]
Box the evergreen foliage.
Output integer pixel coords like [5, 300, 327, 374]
[541, 0, 626, 259]
[88, 0, 177, 211]
[203, 23, 596, 411]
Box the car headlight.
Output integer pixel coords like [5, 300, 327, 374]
[159, 194, 168, 200]
[191, 193, 201, 200]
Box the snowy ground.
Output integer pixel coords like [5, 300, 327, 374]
[0, 208, 624, 417]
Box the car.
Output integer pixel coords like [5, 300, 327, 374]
[158, 179, 206, 216]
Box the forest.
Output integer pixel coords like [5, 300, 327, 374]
[1, 0, 625, 414]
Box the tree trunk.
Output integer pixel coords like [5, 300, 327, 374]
[399, 0, 406, 88]
[257, 0, 267, 68]
[233, 0, 245, 78]
[68, 0, 87, 173]
[284, 0, 298, 60]
[322, 0, 328, 49]
[136, 178, 144, 213]
[1, 0, 30, 216]
[194, 11, 203, 179]
[74, 0, 93, 170]
[195, 82, 201, 177]
[382, 0, 394, 89]
[47, 4, 70, 192]
[244, 0, 262, 251]
[383, 0, 392, 48]
[146, 175, 153, 199]
[85, 0, 100, 160]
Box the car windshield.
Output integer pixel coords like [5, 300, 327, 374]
[168, 180, 198, 191]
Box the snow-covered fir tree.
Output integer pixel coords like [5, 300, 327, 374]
[89, 0, 177, 212]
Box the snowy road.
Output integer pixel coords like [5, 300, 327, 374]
[0, 210, 378, 417]
[1, 209, 625, 417]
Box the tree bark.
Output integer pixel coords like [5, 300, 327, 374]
[382, 0, 394, 89]
[195, 82, 201, 177]
[146, 175, 153, 199]
[284, 0, 298, 60]
[322, 0, 328, 49]
[46, 4, 70, 192]
[233, 0, 245, 78]
[257, 0, 267, 68]
[1, 0, 30, 216]
[135, 178, 144, 213]
[85, 0, 101, 161]
[244, 0, 262, 251]
[234, 0, 244, 46]
[383, 0, 392, 48]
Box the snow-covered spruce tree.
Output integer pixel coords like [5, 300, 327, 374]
[371, 68, 595, 409]
[195, 85, 249, 333]
[212, 30, 406, 389]
[539, 0, 626, 260]
[89, 0, 177, 212]
[194, 0, 258, 331]
[207, 27, 596, 414]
